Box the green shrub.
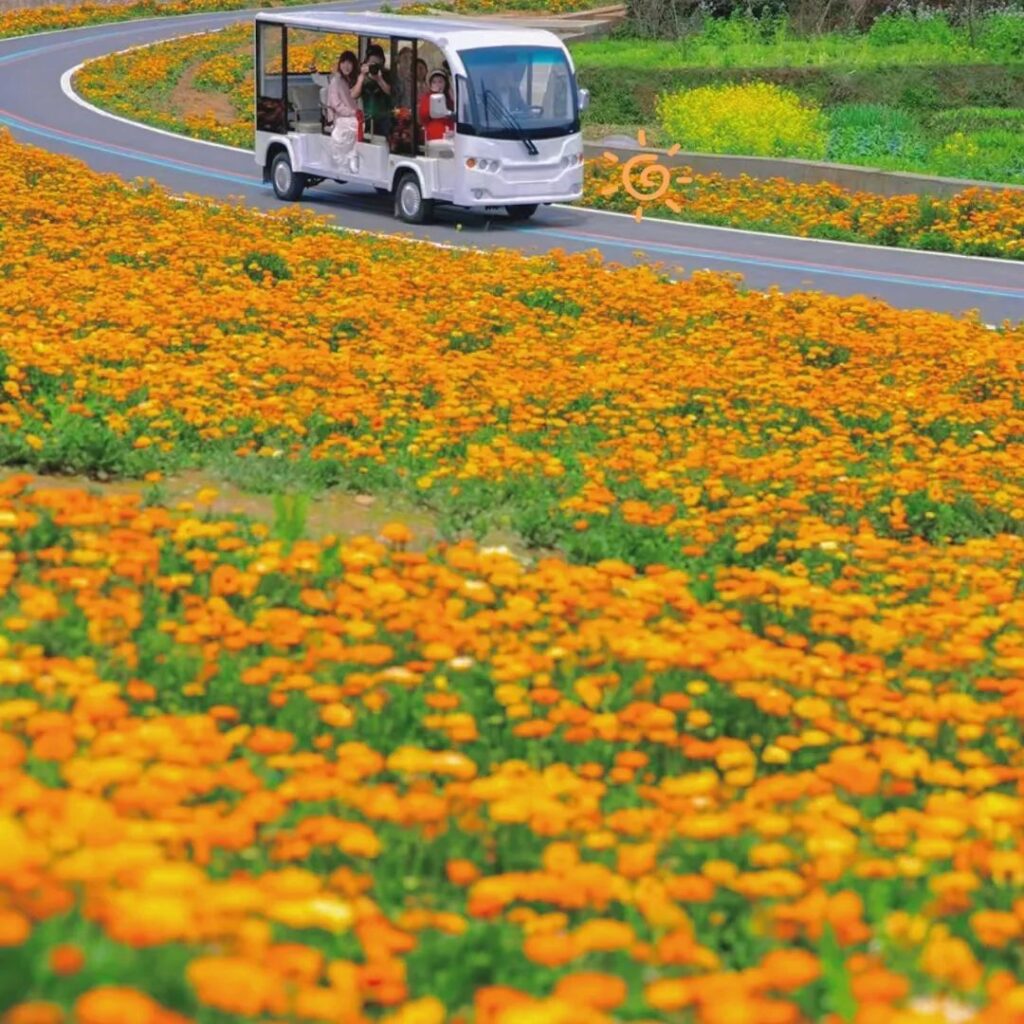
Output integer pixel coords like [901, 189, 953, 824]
[826, 104, 929, 164]
[978, 13, 1024, 61]
[926, 106, 1024, 134]
[866, 12, 958, 49]
[656, 81, 827, 158]
[929, 129, 1024, 183]
[699, 11, 789, 49]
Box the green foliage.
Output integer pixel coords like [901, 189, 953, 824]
[447, 330, 493, 353]
[243, 251, 292, 282]
[978, 12, 1024, 61]
[577, 10, 1024, 66]
[927, 106, 1024, 135]
[271, 492, 310, 551]
[866, 12, 959, 50]
[516, 288, 585, 318]
[826, 104, 929, 164]
[928, 128, 1024, 183]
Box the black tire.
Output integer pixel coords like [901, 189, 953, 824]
[394, 171, 434, 224]
[506, 203, 538, 222]
[270, 151, 306, 202]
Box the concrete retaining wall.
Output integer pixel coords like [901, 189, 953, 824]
[585, 138, 1024, 198]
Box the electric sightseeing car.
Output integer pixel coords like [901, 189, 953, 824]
[254, 10, 589, 222]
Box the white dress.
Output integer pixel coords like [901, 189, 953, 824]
[325, 73, 360, 174]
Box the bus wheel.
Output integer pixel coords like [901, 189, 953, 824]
[270, 151, 306, 202]
[394, 172, 434, 224]
[506, 204, 538, 222]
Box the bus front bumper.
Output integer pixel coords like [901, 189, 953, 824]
[458, 186, 584, 207]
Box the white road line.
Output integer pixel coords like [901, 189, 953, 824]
[168, 189, 479, 255]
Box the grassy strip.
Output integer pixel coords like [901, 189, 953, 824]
[571, 12, 1024, 69]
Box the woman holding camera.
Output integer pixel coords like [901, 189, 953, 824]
[360, 44, 392, 138]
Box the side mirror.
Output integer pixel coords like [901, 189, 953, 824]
[429, 92, 449, 119]
[577, 87, 590, 112]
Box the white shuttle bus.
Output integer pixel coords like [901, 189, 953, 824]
[254, 11, 588, 223]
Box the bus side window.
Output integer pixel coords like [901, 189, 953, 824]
[455, 73, 475, 128]
[256, 22, 287, 134]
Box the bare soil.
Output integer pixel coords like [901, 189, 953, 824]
[0, 468, 546, 560]
[168, 59, 239, 125]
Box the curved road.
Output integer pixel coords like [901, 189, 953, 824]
[1, 6, 1022, 324]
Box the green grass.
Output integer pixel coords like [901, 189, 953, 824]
[573, 11, 1024, 69]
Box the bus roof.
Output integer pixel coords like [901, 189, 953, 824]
[253, 10, 568, 50]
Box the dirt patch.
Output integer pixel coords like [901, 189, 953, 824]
[169, 59, 239, 125]
[0, 468, 552, 563]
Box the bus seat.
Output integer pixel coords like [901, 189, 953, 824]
[288, 82, 324, 131]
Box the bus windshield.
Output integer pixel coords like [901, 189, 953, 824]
[456, 45, 578, 141]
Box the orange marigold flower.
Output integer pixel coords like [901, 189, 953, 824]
[48, 944, 85, 976]
[522, 932, 577, 967]
[75, 987, 189, 1024]
[850, 967, 910, 1003]
[446, 859, 481, 885]
[758, 949, 820, 991]
[474, 986, 532, 1024]
[3, 1004, 64, 1024]
[554, 972, 627, 1010]
[0, 910, 30, 947]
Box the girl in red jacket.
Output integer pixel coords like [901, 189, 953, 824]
[418, 71, 454, 142]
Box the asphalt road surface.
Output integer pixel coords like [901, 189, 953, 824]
[2, 5, 1023, 324]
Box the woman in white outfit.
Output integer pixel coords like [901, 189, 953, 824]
[325, 51, 364, 174]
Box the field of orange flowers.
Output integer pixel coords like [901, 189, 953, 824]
[4, 123, 1024, 1024]
[0, 0, 596, 41]
[0, 0, 271, 41]
[71, 26, 1024, 261]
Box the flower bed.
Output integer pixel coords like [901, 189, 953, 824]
[0, 0, 604, 40]
[587, 155, 1024, 259]
[0, 0, 289, 41]
[2, 126, 1024, 1021]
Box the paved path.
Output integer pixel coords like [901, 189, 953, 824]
[1, 5, 1022, 324]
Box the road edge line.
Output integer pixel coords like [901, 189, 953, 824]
[550, 203, 1024, 268]
[61, 45, 252, 155]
